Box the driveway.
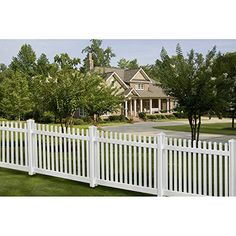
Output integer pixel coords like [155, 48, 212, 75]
[102, 118, 236, 143]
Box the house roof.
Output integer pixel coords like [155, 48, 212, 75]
[123, 69, 140, 82]
[94, 66, 169, 98]
[136, 83, 168, 98]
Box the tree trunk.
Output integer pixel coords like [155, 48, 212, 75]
[232, 110, 235, 129]
[196, 115, 201, 145]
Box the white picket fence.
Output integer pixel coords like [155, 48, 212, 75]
[0, 119, 235, 197]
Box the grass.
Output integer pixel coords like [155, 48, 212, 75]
[0, 167, 150, 196]
[155, 123, 236, 136]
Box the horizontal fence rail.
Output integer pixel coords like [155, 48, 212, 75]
[0, 119, 235, 197]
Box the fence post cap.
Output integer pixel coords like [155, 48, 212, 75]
[229, 139, 236, 143]
[26, 119, 35, 123]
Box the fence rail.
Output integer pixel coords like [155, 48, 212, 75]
[0, 119, 235, 197]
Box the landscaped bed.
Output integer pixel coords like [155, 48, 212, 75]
[155, 123, 236, 136]
[0, 167, 150, 196]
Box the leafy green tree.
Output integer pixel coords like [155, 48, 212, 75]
[84, 73, 124, 122]
[212, 52, 236, 128]
[157, 45, 218, 142]
[0, 71, 33, 120]
[0, 63, 7, 72]
[54, 53, 80, 70]
[81, 39, 115, 72]
[36, 53, 57, 77]
[9, 44, 37, 79]
[33, 70, 87, 128]
[117, 58, 139, 69]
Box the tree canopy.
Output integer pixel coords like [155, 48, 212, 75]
[117, 58, 139, 69]
[81, 39, 115, 72]
[157, 44, 218, 142]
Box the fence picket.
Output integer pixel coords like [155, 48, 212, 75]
[208, 142, 212, 196]
[188, 139, 192, 193]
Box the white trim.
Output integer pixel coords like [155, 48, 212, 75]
[106, 71, 129, 89]
[125, 88, 140, 98]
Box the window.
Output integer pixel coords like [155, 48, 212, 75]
[136, 83, 144, 90]
[111, 79, 115, 88]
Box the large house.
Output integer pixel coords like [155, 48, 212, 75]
[78, 54, 175, 118]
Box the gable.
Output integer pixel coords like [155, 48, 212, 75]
[131, 70, 148, 82]
[128, 68, 152, 83]
[106, 74, 125, 93]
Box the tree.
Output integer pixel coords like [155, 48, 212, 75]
[0, 63, 7, 72]
[0, 71, 33, 120]
[9, 44, 37, 79]
[36, 53, 58, 77]
[117, 58, 139, 69]
[54, 53, 80, 70]
[157, 45, 218, 143]
[83, 73, 124, 122]
[32, 70, 88, 128]
[212, 52, 236, 128]
[81, 39, 115, 72]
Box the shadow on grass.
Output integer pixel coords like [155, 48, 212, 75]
[0, 167, 151, 197]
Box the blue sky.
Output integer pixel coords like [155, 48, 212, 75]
[0, 39, 236, 67]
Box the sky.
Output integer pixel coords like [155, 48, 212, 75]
[0, 39, 236, 67]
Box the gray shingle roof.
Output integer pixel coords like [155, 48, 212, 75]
[136, 83, 168, 98]
[94, 66, 168, 98]
[123, 69, 140, 82]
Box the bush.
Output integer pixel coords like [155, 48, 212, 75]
[40, 111, 55, 123]
[173, 112, 188, 119]
[138, 112, 147, 121]
[108, 115, 127, 122]
[165, 114, 176, 120]
[147, 114, 158, 120]
[82, 116, 94, 123]
[72, 118, 85, 125]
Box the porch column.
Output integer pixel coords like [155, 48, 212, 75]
[158, 99, 161, 112]
[125, 100, 128, 117]
[149, 99, 153, 114]
[140, 99, 143, 112]
[129, 99, 133, 116]
[167, 99, 170, 113]
[134, 99, 137, 117]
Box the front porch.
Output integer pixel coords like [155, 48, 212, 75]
[123, 98, 173, 117]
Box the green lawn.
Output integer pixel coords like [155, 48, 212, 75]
[0, 167, 150, 196]
[156, 123, 236, 135]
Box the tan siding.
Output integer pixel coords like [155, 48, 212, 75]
[106, 75, 125, 94]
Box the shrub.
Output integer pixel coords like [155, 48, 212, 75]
[138, 112, 147, 121]
[173, 112, 188, 119]
[82, 116, 94, 123]
[108, 115, 127, 122]
[72, 118, 85, 125]
[146, 114, 158, 120]
[165, 114, 176, 120]
[40, 111, 55, 123]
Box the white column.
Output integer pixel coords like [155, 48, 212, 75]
[129, 99, 133, 116]
[134, 99, 137, 117]
[158, 99, 161, 112]
[167, 99, 170, 113]
[149, 99, 152, 114]
[125, 100, 128, 117]
[140, 99, 143, 112]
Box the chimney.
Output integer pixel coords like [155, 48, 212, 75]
[88, 53, 94, 71]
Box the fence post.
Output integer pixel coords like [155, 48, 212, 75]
[27, 119, 36, 175]
[89, 126, 97, 188]
[229, 139, 236, 196]
[157, 132, 166, 197]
